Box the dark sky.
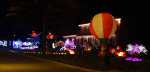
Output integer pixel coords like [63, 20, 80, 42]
[0, 0, 149, 41]
[114, 1, 150, 43]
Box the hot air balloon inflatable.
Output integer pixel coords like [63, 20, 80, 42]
[89, 12, 116, 39]
[89, 12, 118, 66]
[89, 12, 117, 55]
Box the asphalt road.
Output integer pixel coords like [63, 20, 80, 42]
[0, 53, 120, 72]
[1, 52, 149, 72]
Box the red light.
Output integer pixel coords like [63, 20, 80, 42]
[110, 48, 116, 54]
[47, 32, 54, 39]
[31, 31, 37, 37]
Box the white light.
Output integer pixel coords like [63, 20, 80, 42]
[0, 40, 7, 47]
[126, 44, 133, 51]
[139, 45, 148, 55]
[78, 23, 90, 27]
[52, 43, 56, 49]
[87, 48, 92, 51]
[115, 18, 121, 24]
[22, 42, 32, 46]
[63, 35, 77, 38]
[69, 50, 75, 55]
[13, 40, 22, 48]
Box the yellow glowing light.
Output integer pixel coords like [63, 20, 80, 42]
[117, 52, 125, 57]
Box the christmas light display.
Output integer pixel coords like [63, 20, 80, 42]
[13, 40, 39, 50]
[125, 43, 148, 62]
[47, 32, 54, 39]
[52, 43, 56, 49]
[0, 40, 7, 47]
[111, 46, 126, 57]
[117, 51, 126, 57]
[125, 57, 143, 62]
[60, 38, 76, 54]
[126, 43, 148, 55]
[13, 40, 22, 49]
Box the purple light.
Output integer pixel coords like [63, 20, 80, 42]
[125, 57, 143, 62]
[125, 57, 133, 61]
[63, 38, 76, 50]
[127, 43, 148, 55]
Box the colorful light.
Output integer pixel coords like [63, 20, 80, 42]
[59, 38, 76, 54]
[13, 40, 22, 48]
[63, 38, 76, 49]
[68, 50, 75, 55]
[31, 31, 37, 37]
[117, 51, 126, 57]
[13, 40, 39, 50]
[116, 46, 121, 51]
[22, 42, 32, 46]
[125, 43, 148, 62]
[52, 43, 56, 49]
[20, 46, 38, 50]
[47, 32, 54, 39]
[0, 40, 7, 47]
[125, 57, 143, 62]
[126, 43, 148, 55]
[110, 48, 116, 54]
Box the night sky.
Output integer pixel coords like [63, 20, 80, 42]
[0, 0, 149, 42]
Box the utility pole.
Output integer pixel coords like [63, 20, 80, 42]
[39, 0, 48, 55]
